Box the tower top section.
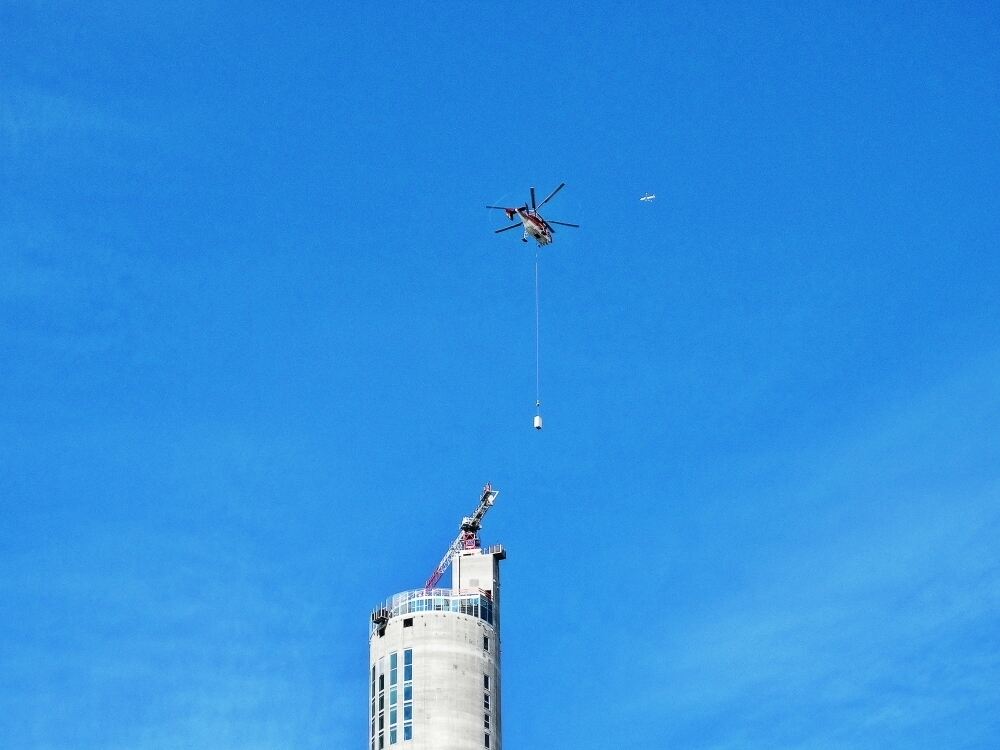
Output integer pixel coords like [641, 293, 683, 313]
[370, 484, 505, 639]
[370, 546, 506, 639]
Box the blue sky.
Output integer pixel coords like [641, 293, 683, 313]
[2, 2, 999, 748]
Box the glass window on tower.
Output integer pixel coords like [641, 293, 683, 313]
[402, 649, 413, 741]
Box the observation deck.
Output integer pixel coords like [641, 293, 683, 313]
[370, 587, 496, 635]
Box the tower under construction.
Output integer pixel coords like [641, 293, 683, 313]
[369, 484, 505, 750]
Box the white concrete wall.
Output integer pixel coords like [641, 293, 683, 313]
[452, 551, 496, 593]
[369, 549, 503, 750]
[453, 548, 504, 630]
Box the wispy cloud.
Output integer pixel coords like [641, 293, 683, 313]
[0, 81, 160, 358]
[0, 216, 155, 362]
[654, 520, 1000, 747]
[636, 357, 1000, 748]
[0, 480, 360, 750]
[0, 85, 138, 151]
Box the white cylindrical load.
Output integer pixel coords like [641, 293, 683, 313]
[533, 415, 542, 430]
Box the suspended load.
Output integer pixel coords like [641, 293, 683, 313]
[487, 183, 579, 430]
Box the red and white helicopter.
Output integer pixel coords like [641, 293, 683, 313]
[487, 183, 579, 246]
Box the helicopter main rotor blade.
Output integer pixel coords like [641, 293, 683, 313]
[537, 182, 565, 208]
[494, 223, 524, 234]
[548, 220, 579, 228]
[486, 205, 515, 210]
[530, 187, 537, 211]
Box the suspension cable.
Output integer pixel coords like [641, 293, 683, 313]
[534, 246, 541, 414]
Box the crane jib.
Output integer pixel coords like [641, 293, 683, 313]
[423, 484, 499, 590]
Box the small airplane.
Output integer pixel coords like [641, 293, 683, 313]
[640, 193, 656, 202]
[487, 183, 579, 246]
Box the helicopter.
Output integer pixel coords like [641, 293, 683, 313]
[487, 183, 579, 246]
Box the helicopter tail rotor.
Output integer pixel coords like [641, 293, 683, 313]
[486, 205, 520, 221]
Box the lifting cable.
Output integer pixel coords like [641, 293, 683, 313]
[534, 247, 541, 415]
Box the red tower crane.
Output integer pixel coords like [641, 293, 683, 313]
[424, 483, 499, 590]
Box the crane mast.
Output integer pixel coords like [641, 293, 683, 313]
[424, 483, 499, 590]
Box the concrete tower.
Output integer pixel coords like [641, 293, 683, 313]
[369, 487, 505, 750]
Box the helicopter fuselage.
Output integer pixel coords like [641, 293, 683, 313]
[516, 209, 553, 246]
